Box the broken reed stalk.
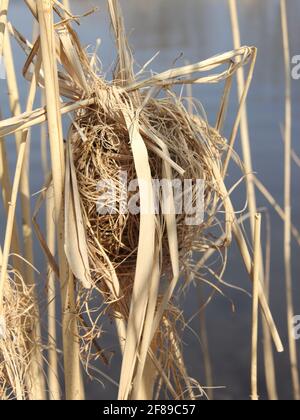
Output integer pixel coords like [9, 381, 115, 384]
[263, 212, 278, 400]
[36, 0, 84, 400]
[228, 0, 278, 400]
[280, 0, 300, 401]
[251, 213, 261, 401]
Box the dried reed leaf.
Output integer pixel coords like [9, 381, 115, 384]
[118, 109, 157, 400]
[65, 140, 92, 290]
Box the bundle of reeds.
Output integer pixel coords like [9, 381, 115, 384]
[0, 0, 284, 400]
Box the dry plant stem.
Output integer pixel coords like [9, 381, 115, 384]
[117, 111, 157, 401]
[40, 93, 49, 176]
[0, 0, 10, 218]
[37, 0, 84, 400]
[0, 110, 22, 272]
[0, 98, 96, 138]
[262, 213, 278, 400]
[215, 64, 234, 133]
[130, 247, 160, 400]
[199, 285, 213, 400]
[222, 49, 257, 176]
[251, 214, 261, 401]
[280, 0, 300, 401]
[135, 359, 157, 400]
[232, 209, 283, 353]
[254, 176, 300, 247]
[291, 149, 300, 168]
[207, 153, 283, 352]
[62, 0, 70, 12]
[46, 166, 60, 400]
[227, 0, 257, 219]
[0, 0, 9, 54]
[280, 131, 300, 168]
[0, 0, 22, 287]
[40, 94, 60, 399]
[108, 0, 164, 400]
[228, 0, 278, 400]
[187, 72, 213, 399]
[24, 0, 37, 17]
[4, 32, 35, 287]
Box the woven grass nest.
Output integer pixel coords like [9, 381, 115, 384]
[71, 84, 225, 398]
[71, 90, 225, 297]
[60, 1, 254, 399]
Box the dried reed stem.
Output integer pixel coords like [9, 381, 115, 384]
[62, 0, 70, 11]
[3, 31, 35, 288]
[251, 214, 261, 401]
[0, 0, 23, 285]
[262, 213, 278, 399]
[199, 287, 213, 400]
[186, 67, 213, 400]
[44, 139, 60, 400]
[208, 143, 283, 352]
[37, 0, 84, 400]
[0, 109, 22, 272]
[0, 0, 9, 54]
[280, 0, 300, 400]
[254, 176, 300, 247]
[228, 0, 278, 400]
[228, 0, 257, 220]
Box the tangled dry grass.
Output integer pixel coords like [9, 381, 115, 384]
[0, 268, 35, 400]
